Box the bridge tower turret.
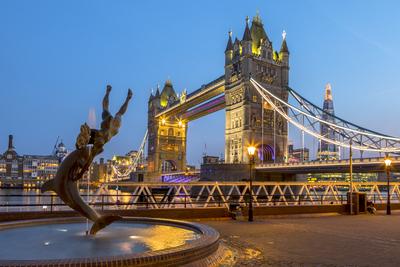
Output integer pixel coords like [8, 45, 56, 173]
[279, 31, 289, 86]
[242, 16, 252, 56]
[225, 30, 233, 66]
[224, 13, 289, 164]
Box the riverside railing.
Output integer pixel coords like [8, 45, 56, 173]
[1, 181, 400, 212]
[0, 193, 348, 212]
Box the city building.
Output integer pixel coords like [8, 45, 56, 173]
[0, 135, 152, 187]
[203, 155, 221, 164]
[55, 141, 68, 161]
[0, 135, 62, 188]
[0, 135, 23, 182]
[306, 173, 379, 183]
[288, 144, 310, 163]
[92, 151, 146, 183]
[318, 83, 339, 160]
[81, 158, 110, 183]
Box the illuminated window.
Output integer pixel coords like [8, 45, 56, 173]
[253, 95, 257, 103]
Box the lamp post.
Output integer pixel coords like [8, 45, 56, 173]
[247, 146, 256, 222]
[349, 140, 353, 215]
[384, 157, 392, 215]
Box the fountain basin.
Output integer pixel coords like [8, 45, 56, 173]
[0, 217, 220, 266]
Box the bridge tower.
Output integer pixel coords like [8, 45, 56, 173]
[224, 14, 289, 164]
[146, 81, 187, 180]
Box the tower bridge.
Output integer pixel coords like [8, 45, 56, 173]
[109, 13, 400, 183]
[145, 14, 290, 181]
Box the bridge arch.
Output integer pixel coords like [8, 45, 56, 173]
[258, 144, 275, 163]
[161, 159, 177, 173]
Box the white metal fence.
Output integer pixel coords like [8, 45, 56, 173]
[2, 182, 399, 212]
[92, 181, 400, 209]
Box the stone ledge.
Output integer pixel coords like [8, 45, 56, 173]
[0, 207, 229, 222]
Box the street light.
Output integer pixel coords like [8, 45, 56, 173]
[247, 145, 256, 222]
[385, 157, 392, 215]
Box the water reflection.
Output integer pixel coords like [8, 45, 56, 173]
[0, 188, 102, 212]
[139, 225, 200, 251]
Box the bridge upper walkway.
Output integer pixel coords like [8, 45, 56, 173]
[155, 75, 225, 120]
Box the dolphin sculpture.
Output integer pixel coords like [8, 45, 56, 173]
[42, 86, 132, 235]
[41, 144, 121, 235]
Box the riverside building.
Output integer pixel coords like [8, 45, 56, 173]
[0, 135, 66, 188]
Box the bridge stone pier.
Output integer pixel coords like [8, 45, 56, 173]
[146, 14, 290, 181]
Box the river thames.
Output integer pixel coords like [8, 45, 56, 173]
[0, 188, 126, 212]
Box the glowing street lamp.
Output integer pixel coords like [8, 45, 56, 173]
[247, 146, 256, 157]
[385, 156, 392, 215]
[384, 158, 392, 168]
[247, 145, 257, 222]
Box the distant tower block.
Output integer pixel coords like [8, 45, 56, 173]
[318, 83, 339, 160]
[224, 13, 289, 164]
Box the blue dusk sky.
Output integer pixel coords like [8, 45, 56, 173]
[0, 0, 399, 165]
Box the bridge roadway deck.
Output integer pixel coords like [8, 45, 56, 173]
[256, 156, 400, 174]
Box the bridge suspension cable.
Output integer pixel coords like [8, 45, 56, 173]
[250, 78, 400, 153]
[111, 130, 148, 179]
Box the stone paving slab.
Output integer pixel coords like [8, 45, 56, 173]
[199, 211, 400, 267]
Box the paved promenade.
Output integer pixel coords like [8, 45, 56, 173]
[200, 211, 400, 267]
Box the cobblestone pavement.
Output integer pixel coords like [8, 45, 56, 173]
[197, 211, 400, 267]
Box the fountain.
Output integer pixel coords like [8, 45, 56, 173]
[0, 86, 220, 266]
